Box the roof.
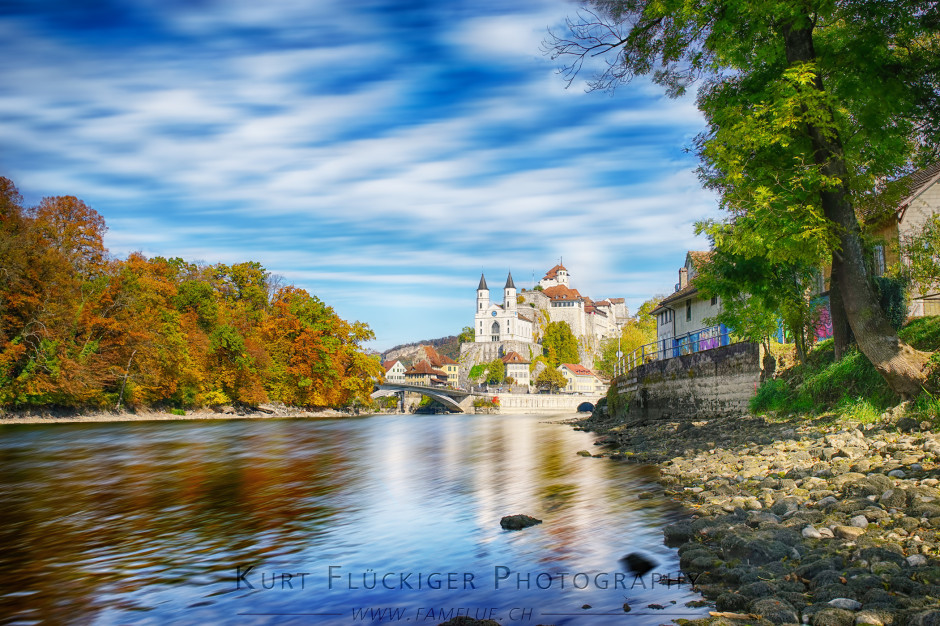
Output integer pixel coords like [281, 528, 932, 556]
[438, 354, 457, 365]
[542, 264, 567, 280]
[608, 298, 624, 304]
[585, 305, 607, 316]
[505, 272, 516, 289]
[543, 285, 583, 301]
[687, 251, 713, 268]
[898, 162, 940, 222]
[517, 312, 533, 323]
[382, 359, 402, 372]
[560, 363, 594, 376]
[501, 351, 530, 365]
[478, 273, 488, 290]
[406, 361, 447, 377]
[595, 300, 610, 307]
[654, 283, 699, 310]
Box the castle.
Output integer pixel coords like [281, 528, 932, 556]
[462, 263, 629, 375]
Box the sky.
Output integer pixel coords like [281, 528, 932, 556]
[0, 0, 719, 352]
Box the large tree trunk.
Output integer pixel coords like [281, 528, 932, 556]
[784, 23, 929, 397]
[829, 259, 854, 361]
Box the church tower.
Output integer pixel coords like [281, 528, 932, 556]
[504, 272, 516, 311]
[477, 273, 489, 311]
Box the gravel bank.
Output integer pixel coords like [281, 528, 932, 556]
[578, 408, 940, 626]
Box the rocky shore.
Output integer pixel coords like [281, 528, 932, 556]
[578, 407, 940, 626]
[0, 402, 365, 424]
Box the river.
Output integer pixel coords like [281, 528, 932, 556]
[0, 413, 707, 625]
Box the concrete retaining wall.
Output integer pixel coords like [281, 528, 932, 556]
[613, 342, 762, 423]
[489, 392, 603, 414]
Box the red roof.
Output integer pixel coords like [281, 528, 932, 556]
[543, 285, 583, 301]
[608, 298, 624, 304]
[382, 360, 402, 372]
[561, 363, 594, 376]
[501, 351, 530, 365]
[542, 264, 568, 280]
[406, 361, 447, 377]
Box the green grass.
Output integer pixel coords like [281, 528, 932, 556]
[752, 316, 940, 418]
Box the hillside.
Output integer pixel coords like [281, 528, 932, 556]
[382, 335, 460, 363]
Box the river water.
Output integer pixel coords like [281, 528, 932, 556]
[0, 413, 706, 625]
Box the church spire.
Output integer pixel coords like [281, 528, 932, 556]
[478, 273, 488, 290]
[504, 272, 515, 289]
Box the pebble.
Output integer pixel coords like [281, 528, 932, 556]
[829, 598, 862, 610]
[834, 525, 866, 540]
[888, 469, 907, 478]
[907, 554, 928, 566]
[802, 525, 823, 538]
[849, 514, 869, 528]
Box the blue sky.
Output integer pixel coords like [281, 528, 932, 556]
[0, 0, 718, 351]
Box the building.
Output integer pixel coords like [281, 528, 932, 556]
[501, 351, 530, 387]
[382, 359, 407, 383]
[558, 363, 603, 394]
[418, 345, 459, 386]
[650, 251, 727, 357]
[474, 272, 535, 343]
[869, 162, 940, 316]
[404, 361, 449, 386]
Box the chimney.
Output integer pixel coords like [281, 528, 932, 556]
[678, 267, 688, 290]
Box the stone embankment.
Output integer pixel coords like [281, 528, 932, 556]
[579, 408, 940, 626]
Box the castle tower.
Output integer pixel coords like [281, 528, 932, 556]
[557, 264, 569, 287]
[504, 272, 516, 311]
[477, 273, 489, 311]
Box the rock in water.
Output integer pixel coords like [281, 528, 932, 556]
[499, 514, 542, 530]
[621, 552, 657, 575]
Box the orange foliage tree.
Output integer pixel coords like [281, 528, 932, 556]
[0, 176, 381, 410]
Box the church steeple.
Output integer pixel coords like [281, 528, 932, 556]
[504, 271, 517, 311]
[477, 273, 490, 312]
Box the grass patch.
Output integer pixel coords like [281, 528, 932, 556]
[750, 316, 940, 416]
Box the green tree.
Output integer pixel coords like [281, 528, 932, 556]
[485, 358, 505, 385]
[546, 0, 939, 395]
[536, 367, 568, 392]
[543, 321, 579, 366]
[457, 325, 475, 344]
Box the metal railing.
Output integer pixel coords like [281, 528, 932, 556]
[615, 325, 737, 377]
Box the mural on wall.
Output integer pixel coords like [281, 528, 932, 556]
[812, 296, 833, 341]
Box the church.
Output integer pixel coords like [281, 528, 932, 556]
[473, 272, 535, 343]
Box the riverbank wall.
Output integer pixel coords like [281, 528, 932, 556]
[610, 341, 763, 424]
[485, 392, 603, 414]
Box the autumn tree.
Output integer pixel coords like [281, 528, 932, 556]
[595, 296, 660, 376]
[546, 0, 940, 396]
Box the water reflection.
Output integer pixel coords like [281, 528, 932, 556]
[0, 415, 704, 625]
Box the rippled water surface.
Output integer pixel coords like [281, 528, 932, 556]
[0, 414, 705, 625]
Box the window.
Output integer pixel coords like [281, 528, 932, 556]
[874, 245, 886, 277]
[686, 300, 692, 322]
[711, 295, 718, 306]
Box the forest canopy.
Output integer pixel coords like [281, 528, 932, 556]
[0, 176, 382, 410]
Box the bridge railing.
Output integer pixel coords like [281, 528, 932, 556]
[615, 325, 737, 377]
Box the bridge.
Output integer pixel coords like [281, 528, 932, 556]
[372, 383, 491, 413]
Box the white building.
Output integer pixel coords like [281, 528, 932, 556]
[474, 272, 535, 343]
[650, 251, 725, 357]
[501, 351, 531, 387]
[382, 359, 407, 383]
